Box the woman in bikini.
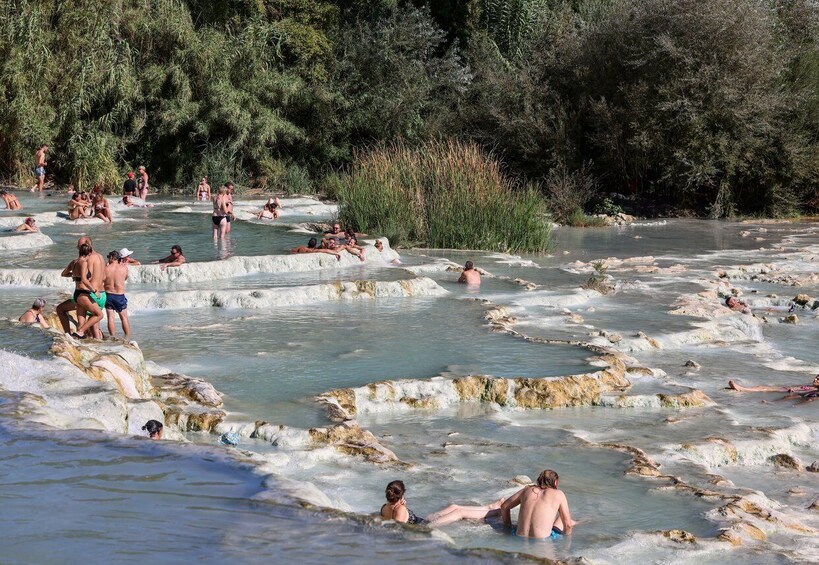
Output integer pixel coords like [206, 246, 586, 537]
[92, 192, 112, 223]
[197, 177, 211, 202]
[380, 480, 504, 527]
[212, 185, 229, 240]
[71, 243, 106, 339]
[19, 298, 49, 328]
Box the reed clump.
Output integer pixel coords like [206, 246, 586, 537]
[336, 140, 551, 252]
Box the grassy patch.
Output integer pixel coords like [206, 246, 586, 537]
[335, 140, 551, 252]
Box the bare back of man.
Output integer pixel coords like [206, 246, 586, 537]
[502, 470, 575, 539]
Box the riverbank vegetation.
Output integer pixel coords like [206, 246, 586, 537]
[2, 0, 819, 224]
[334, 140, 551, 251]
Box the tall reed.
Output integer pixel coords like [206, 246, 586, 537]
[336, 140, 551, 251]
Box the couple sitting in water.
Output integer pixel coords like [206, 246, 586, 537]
[381, 469, 576, 539]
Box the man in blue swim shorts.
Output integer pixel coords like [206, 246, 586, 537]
[104, 250, 131, 338]
[502, 469, 578, 540]
[31, 144, 48, 192]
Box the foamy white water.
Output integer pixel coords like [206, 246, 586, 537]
[0, 192, 817, 563]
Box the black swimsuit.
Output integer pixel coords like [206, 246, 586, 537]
[381, 504, 426, 525]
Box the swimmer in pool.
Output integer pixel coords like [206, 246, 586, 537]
[728, 375, 819, 393]
[142, 420, 163, 440]
[291, 237, 341, 260]
[14, 218, 38, 232]
[458, 261, 481, 286]
[19, 298, 49, 329]
[155, 245, 186, 271]
[197, 176, 211, 202]
[322, 237, 364, 261]
[379, 480, 505, 527]
[501, 469, 578, 539]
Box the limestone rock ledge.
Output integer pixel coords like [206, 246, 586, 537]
[316, 356, 632, 421]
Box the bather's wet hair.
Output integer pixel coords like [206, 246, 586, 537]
[32, 298, 46, 310]
[307, 237, 318, 248]
[142, 420, 163, 437]
[465, 261, 474, 270]
[385, 480, 406, 503]
[536, 470, 559, 489]
[78, 243, 92, 256]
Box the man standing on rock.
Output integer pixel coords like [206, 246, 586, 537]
[104, 250, 131, 339]
[31, 144, 48, 192]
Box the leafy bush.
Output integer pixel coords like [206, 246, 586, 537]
[336, 140, 551, 251]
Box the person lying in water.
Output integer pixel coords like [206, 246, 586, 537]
[257, 197, 281, 219]
[322, 237, 364, 261]
[154, 245, 186, 271]
[379, 480, 504, 527]
[19, 297, 49, 328]
[14, 218, 38, 232]
[725, 295, 751, 314]
[502, 469, 578, 539]
[728, 375, 819, 393]
[290, 237, 341, 260]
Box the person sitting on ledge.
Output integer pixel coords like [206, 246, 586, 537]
[1, 190, 22, 210]
[458, 261, 481, 286]
[290, 237, 341, 260]
[725, 295, 751, 314]
[154, 245, 186, 271]
[728, 375, 819, 394]
[379, 480, 504, 527]
[502, 469, 578, 539]
[19, 298, 49, 328]
[142, 420, 163, 440]
[14, 218, 38, 232]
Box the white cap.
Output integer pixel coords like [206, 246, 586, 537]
[119, 248, 134, 258]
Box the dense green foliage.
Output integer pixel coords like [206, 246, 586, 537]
[335, 140, 551, 251]
[2, 0, 819, 219]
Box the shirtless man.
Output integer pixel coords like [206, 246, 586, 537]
[154, 245, 186, 271]
[197, 176, 211, 201]
[1, 190, 22, 210]
[31, 144, 48, 192]
[290, 237, 341, 260]
[56, 237, 106, 337]
[104, 250, 131, 338]
[324, 222, 345, 240]
[502, 469, 577, 539]
[458, 261, 481, 285]
[137, 165, 149, 200]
